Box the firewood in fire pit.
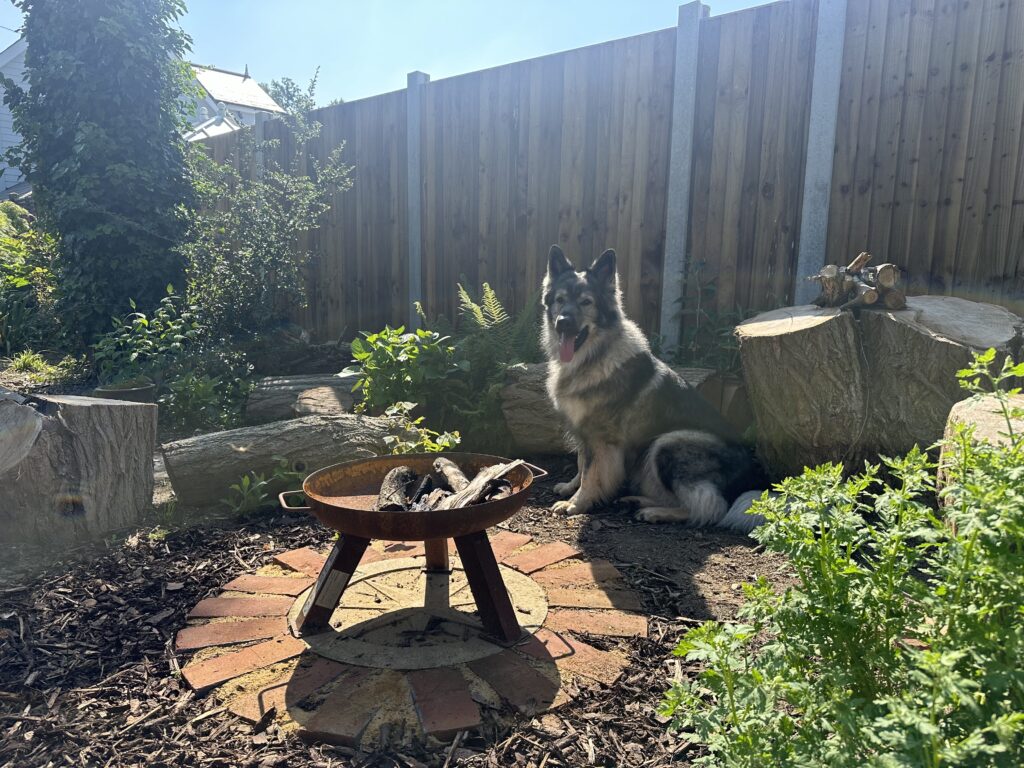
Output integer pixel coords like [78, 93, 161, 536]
[408, 473, 436, 505]
[432, 457, 470, 492]
[437, 460, 525, 510]
[374, 466, 418, 511]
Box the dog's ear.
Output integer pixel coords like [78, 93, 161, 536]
[547, 244, 573, 278]
[587, 249, 617, 286]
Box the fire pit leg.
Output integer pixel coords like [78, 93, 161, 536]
[293, 535, 369, 635]
[424, 538, 450, 572]
[453, 531, 523, 644]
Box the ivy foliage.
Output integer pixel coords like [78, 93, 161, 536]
[660, 349, 1024, 767]
[2, 0, 196, 340]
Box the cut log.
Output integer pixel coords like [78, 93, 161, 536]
[500, 363, 717, 455]
[737, 297, 1024, 478]
[162, 414, 393, 507]
[938, 393, 1024, 490]
[433, 456, 470, 492]
[292, 386, 352, 418]
[244, 373, 358, 425]
[374, 466, 418, 511]
[736, 306, 865, 477]
[0, 395, 157, 543]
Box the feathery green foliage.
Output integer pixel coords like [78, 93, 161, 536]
[659, 349, 1024, 767]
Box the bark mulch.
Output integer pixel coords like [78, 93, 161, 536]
[0, 486, 779, 767]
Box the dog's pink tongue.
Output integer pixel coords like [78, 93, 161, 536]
[559, 333, 575, 363]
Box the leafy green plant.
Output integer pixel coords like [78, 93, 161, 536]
[157, 346, 253, 432]
[9, 349, 47, 373]
[91, 287, 202, 385]
[220, 457, 307, 514]
[180, 77, 352, 339]
[346, 325, 465, 421]
[3, 0, 195, 339]
[382, 401, 461, 454]
[0, 220, 60, 356]
[659, 349, 1024, 767]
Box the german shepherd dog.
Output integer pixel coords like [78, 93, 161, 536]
[542, 245, 766, 533]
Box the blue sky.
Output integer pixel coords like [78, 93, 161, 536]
[0, 1, 762, 104]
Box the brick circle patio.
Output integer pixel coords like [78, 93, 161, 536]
[176, 531, 648, 750]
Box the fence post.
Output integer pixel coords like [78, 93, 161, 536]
[659, 1, 707, 350]
[406, 71, 430, 328]
[794, 0, 848, 304]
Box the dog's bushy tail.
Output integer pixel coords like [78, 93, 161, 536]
[719, 490, 769, 534]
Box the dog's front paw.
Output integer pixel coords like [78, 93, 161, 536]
[551, 500, 577, 515]
[553, 481, 578, 498]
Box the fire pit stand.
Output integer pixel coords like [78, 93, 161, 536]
[279, 452, 545, 645]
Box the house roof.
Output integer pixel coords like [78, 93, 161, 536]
[192, 65, 284, 113]
[0, 39, 26, 72]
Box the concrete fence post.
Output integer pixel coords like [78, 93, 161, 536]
[659, 1, 707, 350]
[406, 71, 430, 328]
[794, 0, 848, 304]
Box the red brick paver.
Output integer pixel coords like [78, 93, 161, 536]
[223, 574, 315, 596]
[518, 629, 626, 686]
[543, 586, 644, 612]
[544, 608, 648, 638]
[175, 617, 288, 651]
[181, 636, 307, 693]
[299, 670, 404, 746]
[273, 547, 327, 577]
[408, 667, 481, 739]
[504, 542, 581, 574]
[489, 530, 533, 562]
[229, 656, 350, 722]
[532, 559, 623, 588]
[187, 596, 294, 619]
[468, 651, 559, 715]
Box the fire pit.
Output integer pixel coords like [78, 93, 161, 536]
[279, 452, 545, 644]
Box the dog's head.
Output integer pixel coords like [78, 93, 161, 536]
[541, 245, 621, 364]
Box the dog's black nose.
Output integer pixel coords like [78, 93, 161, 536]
[555, 314, 576, 335]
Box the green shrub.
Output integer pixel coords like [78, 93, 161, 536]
[180, 87, 352, 339]
[91, 288, 202, 386]
[0, 222, 60, 356]
[382, 401, 461, 454]
[659, 349, 1024, 767]
[346, 325, 465, 423]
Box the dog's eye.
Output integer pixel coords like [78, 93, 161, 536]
[579, 298, 593, 307]
[555, 296, 565, 305]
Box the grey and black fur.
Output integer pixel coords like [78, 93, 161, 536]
[541, 245, 767, 533]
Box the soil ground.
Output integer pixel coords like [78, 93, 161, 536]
[0, 458, 790, 767]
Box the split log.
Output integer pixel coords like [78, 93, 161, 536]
[0, 395, 157, 543]
[292, 386, 353, 418]
[374, 466, 418, 511]
[162, 414, 393, 507]
[433, 456, 470, 492]
[437, 460, 525, 509]
[737, 297, 1024, 478]
[244, 373, 358, 425]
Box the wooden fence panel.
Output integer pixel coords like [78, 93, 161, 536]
[827, 0, 1024, 313]
[419, 28, 676, 333]
[686, 0, 817, 332]
[199, 0, 1024, 343]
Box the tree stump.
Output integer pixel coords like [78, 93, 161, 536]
[0, 394, 157, 543]
[162, 414, 393, 507]
[737, 297, 1023, 478]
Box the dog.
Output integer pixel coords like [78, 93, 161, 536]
[541, 244, 767, 533]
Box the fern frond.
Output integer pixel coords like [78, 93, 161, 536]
[481, 283, 511, 328]
[457, 283, 487, 330]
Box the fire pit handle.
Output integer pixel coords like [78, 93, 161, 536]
[522, 461, 548, 480]
[278, 490, 311, 512]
